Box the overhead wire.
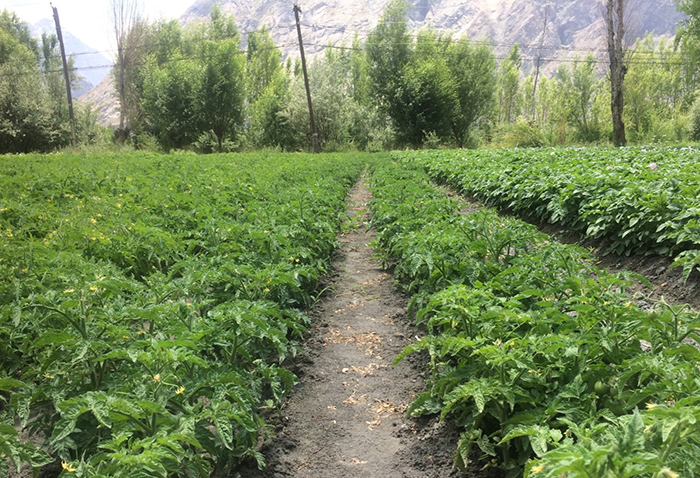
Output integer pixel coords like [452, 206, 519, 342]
[0, 15, 692, 81]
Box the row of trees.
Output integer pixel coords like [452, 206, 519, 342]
[0, 11, 103, 153]
[5, 0, 700, 153]
[111, 1, 497, 152]
[112, 0, 700, 152]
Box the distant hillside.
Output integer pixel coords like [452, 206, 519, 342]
[31, 18, 112, 98]
[78, 74, 119, 127]
[183, 0, 683, 72]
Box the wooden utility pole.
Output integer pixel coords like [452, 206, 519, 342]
[293, 3, 320, 153]
[51, 4, 77, 149]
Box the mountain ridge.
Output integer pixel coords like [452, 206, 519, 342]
[182, 0, 683, 69]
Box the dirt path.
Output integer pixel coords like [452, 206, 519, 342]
[239, 178, 462, 478]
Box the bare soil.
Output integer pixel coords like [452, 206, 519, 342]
[235, 178, 487, 478]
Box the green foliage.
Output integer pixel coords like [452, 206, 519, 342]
[399, 148, 700, 278]
[0, 151, 386, 475]
[366, 3, 496, 148]
[495, 119, 546, 148]
[370, 159, 700, 477]
[140, 9, 246, 152]
[0, 15, 61, 153]
[498, 44, 522, 124]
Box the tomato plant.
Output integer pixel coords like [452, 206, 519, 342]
[0, 151, 385, 476]
[370, 161, 700, 477]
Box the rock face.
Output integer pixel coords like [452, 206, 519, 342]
[182, 0, 683, 67]
[78, 74, 120, 127]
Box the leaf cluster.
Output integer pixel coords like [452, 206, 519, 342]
[370, 160, 700, 477]
[0, 151, 385, 476]
[398, 147, 700, 281]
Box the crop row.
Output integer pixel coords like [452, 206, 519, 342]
[394, 147, 700, 281]
[369, 162, 700, 477]
[0, 152, 376, 477]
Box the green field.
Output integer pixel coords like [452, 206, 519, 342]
[370, 158, 700, 477]
[397, 147, 700, 281]
[2, 149, 700, 478]
[0, 151, 383, 477]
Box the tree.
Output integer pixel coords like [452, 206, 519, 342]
[110, 0, 146, 138]
[605, 0, 627, 146]
[366, 0, 412, 125]
[0, 11, 60, 153]
[197, 8, 246, 152]
[139, 6, 246, 152]
[391, 29, 457, 147]
[446, 39, 497, 146]
[498, 44, 522, 124]
[673, 0, 700, 106]
[141, 58, 202, 150]
[247, 25, 282, 103]
[625, 35, 685, 142]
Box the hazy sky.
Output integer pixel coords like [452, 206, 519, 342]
[0, 0, 194, 53]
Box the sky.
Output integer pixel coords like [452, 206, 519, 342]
[0, 0, 194, 54]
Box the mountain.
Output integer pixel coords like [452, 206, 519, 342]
[79, 74, 120, 127]
[31, 18, 112, 98]
[182, 0, 684, 73]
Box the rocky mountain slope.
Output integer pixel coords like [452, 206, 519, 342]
[182, 0, 683, 68]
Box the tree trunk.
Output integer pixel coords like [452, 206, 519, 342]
[607, 0, 627, 147]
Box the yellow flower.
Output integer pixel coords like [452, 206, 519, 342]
[90, 286, 98, 292]
[264, 288, 270, 293]
[153, 374, 161, 383]
[625, 301, 632, 308]
[90, 218, 97, 224]
[61, 461, 76, 472]
[175, 386, 185, 395]
[43, 373, 55, 379]
[531, 463, 545, 473]
[646, 402, 659, 410]
[63, 288, 74, 293]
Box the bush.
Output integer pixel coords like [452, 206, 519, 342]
[495, 118, 546, 147]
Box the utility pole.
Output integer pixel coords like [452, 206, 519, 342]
[293, 3, 320, 153]
[51, 4, 77, 149]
